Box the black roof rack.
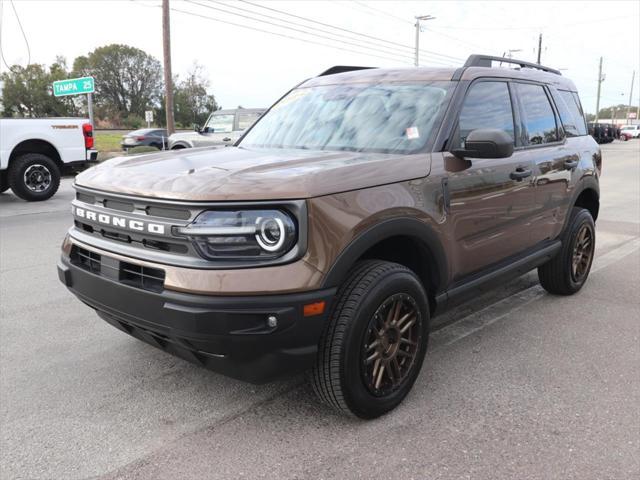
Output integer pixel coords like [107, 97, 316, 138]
[463, 54, 561, 76]
[318, 66, 376, 77]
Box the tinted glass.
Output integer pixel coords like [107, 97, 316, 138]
[555, 90, 587, 136]
[459, 81, 515, 145]
[516, 83, 558, 145]
[240, 82, 453, 154]
[237, 112, 262, 130]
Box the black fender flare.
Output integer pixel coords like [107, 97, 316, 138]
[320, 217, 448, 293]
[566, 176, 600, 225]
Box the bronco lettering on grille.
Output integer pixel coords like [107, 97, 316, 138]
[73, 207, 166, 234]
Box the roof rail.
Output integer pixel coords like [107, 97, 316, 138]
[463, 54, 561, 76]
[318, 66, 376, 77]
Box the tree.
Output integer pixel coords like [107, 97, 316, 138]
[173, 63, 218, 127]
[73, 44, 162, 120]
[0, 58, 78, 117]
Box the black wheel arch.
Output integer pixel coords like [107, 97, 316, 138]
[9, 138, 63, 170]
[320, 217, 448, 309]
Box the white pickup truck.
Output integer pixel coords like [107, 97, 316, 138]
[0, 118, 98, 201]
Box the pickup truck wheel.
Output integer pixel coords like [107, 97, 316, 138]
[0, 171, 9, 193]
[538, 207, 595, 295]
[8, 153, 61, 201]
[310, 260, 429, 419]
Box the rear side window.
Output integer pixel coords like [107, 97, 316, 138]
[556, 90, 587, 136]
[458, 81, 515, 145]
[515, 83, 559, 145]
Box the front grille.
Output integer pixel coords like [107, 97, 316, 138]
[72, 190, 196, 260]
[70, 245, 165, 293]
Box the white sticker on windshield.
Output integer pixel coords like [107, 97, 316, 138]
[406, 126, 420, 140]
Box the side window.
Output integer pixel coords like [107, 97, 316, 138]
[458, 81, 515, 146]
[550, 89, 578, 137]
[515, 83, 559, 145]
[237, 112, 262, 131]
[567, 91, 588, 136]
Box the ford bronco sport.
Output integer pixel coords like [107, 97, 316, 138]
[58, 55, 601, 419]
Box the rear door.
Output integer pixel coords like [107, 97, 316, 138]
[444, 79, 538, 279]
[513, 82, 579, 243]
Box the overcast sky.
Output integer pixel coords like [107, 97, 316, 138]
[1, 0, 638, 115]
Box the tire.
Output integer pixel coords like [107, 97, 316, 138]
[310, 260, 430, 419]
[8, 153, 61, 201]
[0, 171, 9, 193]
[538, 207, 595, 295]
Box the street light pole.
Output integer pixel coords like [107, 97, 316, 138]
[626, 70, 636, 125]
[594, 57, 604, 125]
[414, 15, 435, 67]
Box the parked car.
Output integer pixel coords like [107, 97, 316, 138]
[59, 55, 600, 419]
[620, 124, 640, 138]
[0, 118, 97, 201]
[121, 128, 169, 151]
[588, 122, 614, 144]
[619, 130, 633, 141]
[168, 108, 264, 149]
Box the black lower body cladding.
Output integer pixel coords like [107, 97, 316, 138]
[57, 256, 335, 383]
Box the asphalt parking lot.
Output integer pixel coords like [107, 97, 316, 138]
[1, 141, 638, 480]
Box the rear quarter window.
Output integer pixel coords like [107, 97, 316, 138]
[556, 90, 588, 136]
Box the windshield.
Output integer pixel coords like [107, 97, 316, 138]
[240, 82, 453, 154]
[205, 114, 234, 133]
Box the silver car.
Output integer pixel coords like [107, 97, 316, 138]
[168, 108, 265, 149]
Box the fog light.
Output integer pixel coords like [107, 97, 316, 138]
[267, 315, 278, 328]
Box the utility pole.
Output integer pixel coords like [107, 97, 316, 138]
[162, 0, 175, 135]
[536, 33, 542, 64]
[414, 15, 435, 67]
[594, 57, 604, 125]
[626, 70, 635, 125]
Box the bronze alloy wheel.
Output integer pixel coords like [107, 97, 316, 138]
[362, 293, 422, 396]
[571, 224, 594, 282]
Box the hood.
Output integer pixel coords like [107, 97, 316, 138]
[75, 146, 431, 201]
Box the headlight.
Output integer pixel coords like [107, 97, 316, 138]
[175, 209, 297, 260]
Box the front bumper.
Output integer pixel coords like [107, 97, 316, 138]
[58, 255, 335, 383]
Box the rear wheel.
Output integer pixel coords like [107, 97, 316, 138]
[310, 260, 430, 419]
[8, 153, 61, 201]
[538, 207, 595, 295]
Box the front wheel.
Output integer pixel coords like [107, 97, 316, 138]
[0, 171, 9, 193]
[8, 153, 61, 201]
[538, 207, 595, 295]
[310, 260, 430, 419]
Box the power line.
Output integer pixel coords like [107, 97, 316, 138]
[208, 0, 437, 62]
[350, 0, 411, 25]
[190, 0, 416, 62]
[168, 5, 409, 65]
[9, 0, 30, 66]
[237, 0, 464, 63]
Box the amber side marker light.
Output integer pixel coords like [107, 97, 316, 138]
[303, 301, 326, 317]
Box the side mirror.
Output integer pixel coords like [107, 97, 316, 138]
[193, 124, 201, 133]
[452, 128, 514, 159]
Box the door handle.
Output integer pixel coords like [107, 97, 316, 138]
[564, 159, 578, 170]
[222, 137, 232, 142]
[510, 168, 532, 181]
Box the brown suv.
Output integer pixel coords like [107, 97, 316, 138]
[58, 55, 601, 418]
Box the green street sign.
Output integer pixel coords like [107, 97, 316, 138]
[53, 76, 95, 97]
